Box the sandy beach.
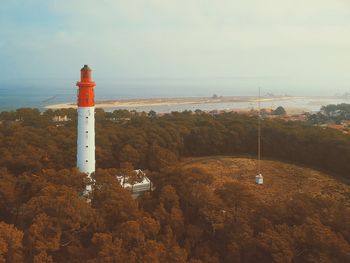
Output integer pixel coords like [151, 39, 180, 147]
[46, 96, 303, 110]
[45, 95, 350, 115]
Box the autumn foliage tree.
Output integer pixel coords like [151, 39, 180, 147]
[0, 108, 349, 262]
[0, 222, 23, 262]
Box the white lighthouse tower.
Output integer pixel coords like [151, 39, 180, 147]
[76, 65, 96, 191]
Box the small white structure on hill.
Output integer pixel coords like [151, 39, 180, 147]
[117, 169, 153, 198]
[255, 174, 264, 185]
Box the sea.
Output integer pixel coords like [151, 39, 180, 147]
[1, 80, 349, 113]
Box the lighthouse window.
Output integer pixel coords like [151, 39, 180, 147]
[85, 131, 88, 133]
[86, 117, 88, 119]
[86, 146, 88, 148]
[86, 160, 88, 162]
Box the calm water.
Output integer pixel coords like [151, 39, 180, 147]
[0, 81, 349, 112]
[0, 81, 234, 110]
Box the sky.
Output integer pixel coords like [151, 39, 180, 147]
[1, 0, 350, 95]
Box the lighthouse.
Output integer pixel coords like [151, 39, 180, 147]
[76, 65, 96, 191]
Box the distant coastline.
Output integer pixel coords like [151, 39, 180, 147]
[43, 95, 350, 115]
[46, 95, 303, 110]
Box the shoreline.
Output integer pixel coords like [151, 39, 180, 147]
[44, 95, 350, 115]
[45, 95, 305, 110]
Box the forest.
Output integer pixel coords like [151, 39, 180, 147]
[0, 108, 349, 263]
[307, 103, 350, 124]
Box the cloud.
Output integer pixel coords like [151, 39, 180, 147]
[1, 0, 350, 94]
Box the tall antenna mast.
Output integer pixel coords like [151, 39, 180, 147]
[255, 87, 263, 185]
[258, 87, 261, 175]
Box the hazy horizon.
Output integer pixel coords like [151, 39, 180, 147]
[1, 76, 349, 97]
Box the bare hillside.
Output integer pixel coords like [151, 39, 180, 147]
[181, 157, 350, 204]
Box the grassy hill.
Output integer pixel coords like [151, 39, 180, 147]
[181, 157, 350, 205]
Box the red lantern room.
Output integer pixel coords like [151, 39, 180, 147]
[76, 65, 96, 107]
